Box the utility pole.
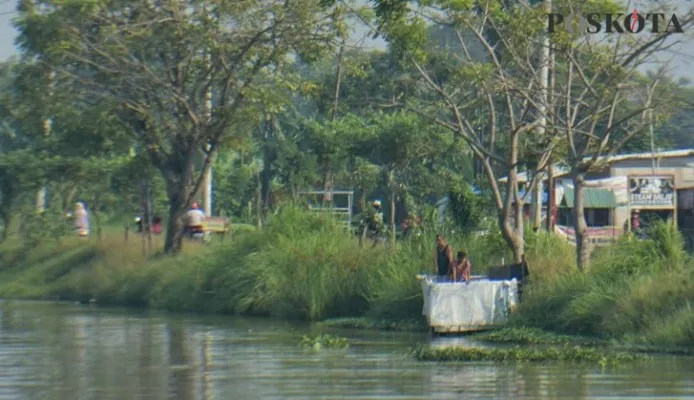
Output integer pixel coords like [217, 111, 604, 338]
[532, 0, 551, 231]
[201, 3, 213, 239]
[37, 69, 54, 212]
[546, 41, 556, 233]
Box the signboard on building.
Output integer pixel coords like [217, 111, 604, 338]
[628, 175, 676, 208]
[554, 225, 619, 246]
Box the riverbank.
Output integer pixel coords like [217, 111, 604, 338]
[0, 208, 692, 349]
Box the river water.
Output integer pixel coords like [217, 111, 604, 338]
[1, 300, 693, 400]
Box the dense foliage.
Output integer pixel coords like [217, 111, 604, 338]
[0, 0, 692, 265]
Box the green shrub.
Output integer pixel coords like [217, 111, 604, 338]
[448, 182, 485, 234]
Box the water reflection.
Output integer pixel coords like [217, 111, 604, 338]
[0, 300, 693, 399]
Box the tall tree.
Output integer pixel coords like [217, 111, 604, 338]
[550, 13, 694, 269]
[17, 0, 344, 253]
[373, 0, 556, 262]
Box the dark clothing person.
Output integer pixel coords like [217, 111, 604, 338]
[433, 234, 454, 281]
[437, 245, 452, 277]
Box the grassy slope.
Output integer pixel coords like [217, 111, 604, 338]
[0, 209, 692, 347]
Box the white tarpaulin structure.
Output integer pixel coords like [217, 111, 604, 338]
[420, 276, 519, 333]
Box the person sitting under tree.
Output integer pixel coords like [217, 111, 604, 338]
[185, 202, 205, 238]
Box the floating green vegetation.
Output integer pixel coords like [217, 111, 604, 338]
[299, 334, 349, 350]
[469, 327, 601, 346]
[610, 343, 694, 357]
[318, 317, 427, 332]
[412, 344, 649, 366]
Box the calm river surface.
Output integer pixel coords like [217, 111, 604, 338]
[1, 300, 693, 400]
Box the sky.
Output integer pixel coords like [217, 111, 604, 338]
[0, 0, 693, 79]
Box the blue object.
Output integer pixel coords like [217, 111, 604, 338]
[517, 190, 548, 204]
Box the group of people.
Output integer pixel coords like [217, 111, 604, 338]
[359, 199, 424, 245]
[133, 202, 206, 237]
[69, 201, 206, 238]
[433, 234, 471, 283]
[135, 215, 163, 234]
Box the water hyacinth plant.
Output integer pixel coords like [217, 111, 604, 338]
[299, 334, 349, 350]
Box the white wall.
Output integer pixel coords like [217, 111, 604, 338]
[607, 155, 694, 229]
[610, 156, 694, 190]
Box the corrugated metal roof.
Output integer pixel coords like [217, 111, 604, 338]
[560, 187, 617, 208]
[498, 148, 694, 183]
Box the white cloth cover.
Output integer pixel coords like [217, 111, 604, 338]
[420, 277, 519, 330]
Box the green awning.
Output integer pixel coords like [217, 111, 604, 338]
[560, 187, 617, 208]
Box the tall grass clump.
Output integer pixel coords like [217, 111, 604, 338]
[523, 227, 577, 282]
[192, 207, 384, 321]
[514, 220, 694, 345]
[365, 234, 433, 322]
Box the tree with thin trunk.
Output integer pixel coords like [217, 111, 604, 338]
[373, 0, 558, 262]
[16, 0, 344, 253]
[548, 2, 694, 270]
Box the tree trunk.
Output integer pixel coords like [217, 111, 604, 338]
[513, 184, 525, 262]
[546, 162, 555, 231]
[159, 145, 206, 254]
[499, 212, 524, 263]
[145, 182, 153, 253]
[532, 0, 551, 231]
[164, 193, 187, 254]
[142, 183, 149, 256]
[532, 173, 543, 230]
[93, 193, 102, 241]
[290, 177, 298, 202]
[202, 154, 213, 217]
[163, 168, 195, 254]
[319, 42, 343, 210]
[497, 184, 525, 264]
[37, 69, 55, 213]
[497, 132, 524, 263]
[261, 118, 273, 215]
[358, 186, 366, 247]
[0, 183, 16, 242]
[572, 171, 590, 271]
[0, 210, 10, 242]
[255, 172, 262, 229]
[390, 190, 396, 247]
[359, 188, 366, 214]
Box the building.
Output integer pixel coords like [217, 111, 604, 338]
[499, 149, 694, 247]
